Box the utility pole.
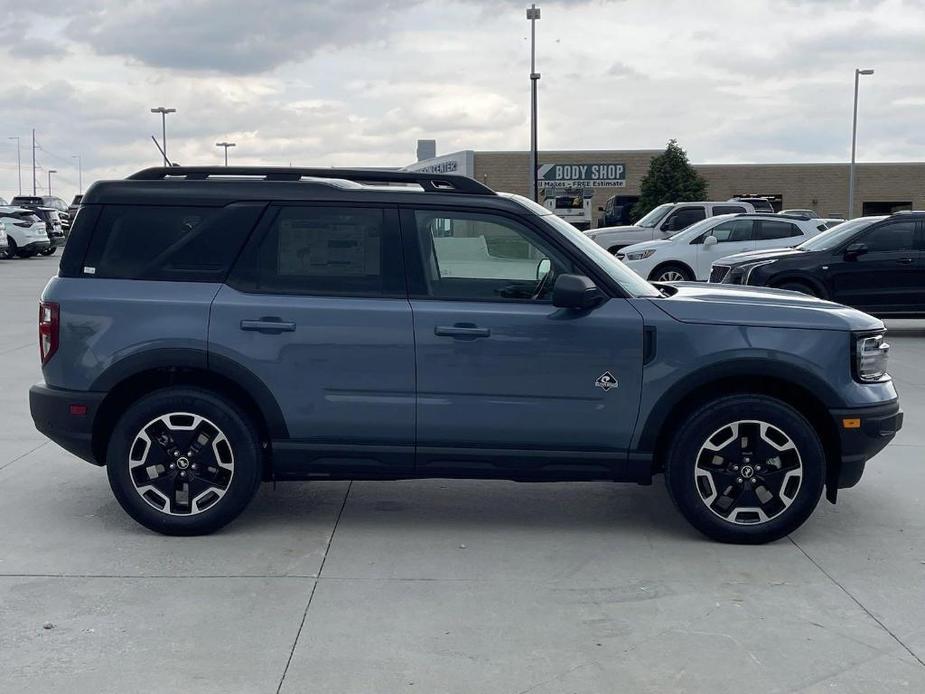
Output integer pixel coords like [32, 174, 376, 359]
[48, 169, 57, 195]
[848, 68, 874, 220]
[32, 129, 37, 196]
[526, 4, 541, 202]
[7, 136, 21, 194]
[215, 141, 236, 166]
[72, 155, 83, 194]
[150, 106, 176, 166]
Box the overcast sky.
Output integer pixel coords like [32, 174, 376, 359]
[1, 0, 924, 200]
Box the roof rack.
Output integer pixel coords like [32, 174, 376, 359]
[127, 166, 495, 195]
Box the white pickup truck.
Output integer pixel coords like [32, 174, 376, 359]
[585, 200, 755, 254]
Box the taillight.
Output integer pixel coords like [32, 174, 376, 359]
[39, 301, 59, 365]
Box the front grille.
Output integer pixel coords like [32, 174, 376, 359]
[709, 265, 730, 283]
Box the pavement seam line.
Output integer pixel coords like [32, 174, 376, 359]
[0, 440, 50, 474]
[275, 480, 353, 694]
[788, 535, 925, 669]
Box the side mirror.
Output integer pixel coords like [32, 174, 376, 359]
[845, 242, 868, 259]
[552, 274, 606, 310]
[703, 235, 718, 248]
[536, 257, 552, 280]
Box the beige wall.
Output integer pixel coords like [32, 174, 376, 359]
[473, 150, 925, 224]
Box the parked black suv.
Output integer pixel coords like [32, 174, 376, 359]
[711, 212, 925, 317]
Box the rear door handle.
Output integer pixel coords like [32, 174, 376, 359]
[240, 317, 296, 334]
[434, 324, 491, 339]
[896, 257, 914, 264]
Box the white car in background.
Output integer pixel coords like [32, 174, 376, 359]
[0, 206, 51, 258]
[617, 213, 829, 282]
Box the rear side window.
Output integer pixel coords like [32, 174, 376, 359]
[712, 205, 746, 215]
[756, 220, 801, 240]
[82, 203, 264, 281]
[245, 206, 404, 296]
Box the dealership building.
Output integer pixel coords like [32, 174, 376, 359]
[405, 142, 925, 228]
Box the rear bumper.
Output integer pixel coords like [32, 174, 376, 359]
[829, 399, 903, 489]
[29, 383, 106, 465]
[21, 240, 51, 252]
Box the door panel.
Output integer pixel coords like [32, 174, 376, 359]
[212, 204, 415, 475]
[827, 219, 921, 313]
[695, 219, 756, 278]
[403, 206, 644, 477]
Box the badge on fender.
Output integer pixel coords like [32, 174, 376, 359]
[595, 371, 618, 391]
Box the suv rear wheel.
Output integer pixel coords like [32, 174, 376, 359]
[106, 387, 263, 535]
[664, 395, 824, 544]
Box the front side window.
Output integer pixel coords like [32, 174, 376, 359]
[703, 219, 753, 243]
[252, 206, 402, 295]
[663, 207, 706, 232]
[414, 210, 571, 301]
[756, 220, 801, 240]
[860, 220, 917, 253]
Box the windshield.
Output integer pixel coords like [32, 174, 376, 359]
[636, 203, 673, 228]
[798, 216, 885, 251]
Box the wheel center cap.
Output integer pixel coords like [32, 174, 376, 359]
[176, 456, 190, 470]
[740, 464, 755, 479]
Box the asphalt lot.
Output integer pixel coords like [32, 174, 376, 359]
[1, 253, 924, 693]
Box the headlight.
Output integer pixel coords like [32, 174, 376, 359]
[739, 259, 776, 283]
[624, 248, 656, 261]
[855, 333, 890, 382]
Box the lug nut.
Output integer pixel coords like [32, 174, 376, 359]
[737, 477, 743, 484]
[173, 451, 179, 457]
[733, 465, 739, 471]
[180, 471, 187, 478]
[191, 463, 198, 470]
[169, 463, 175, 470]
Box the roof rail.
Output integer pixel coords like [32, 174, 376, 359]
[127, 166, 495, 195]
[735, 212, 811, 221]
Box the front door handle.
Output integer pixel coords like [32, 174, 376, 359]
[240, 317, 296, 334]
[896, 257, 914, 265]
[434, 324, 491, 339]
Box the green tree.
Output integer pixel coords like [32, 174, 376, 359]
[631, 139, 708, 222]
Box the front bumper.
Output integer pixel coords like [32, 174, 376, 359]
[828, 399, 903, 492]
[29, 383, 106, 465]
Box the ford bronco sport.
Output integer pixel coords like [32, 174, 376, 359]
[29, 167, 903, 543]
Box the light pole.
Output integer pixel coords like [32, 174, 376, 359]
[526, 4, 541, 202]
[72, 155, 82, 194]
[48, 169, 57, 195]
[848, 68, 874, 219]
[7, 136, 21, 194]
[215, 141, 236, 166]
[150, 106, 176, 166]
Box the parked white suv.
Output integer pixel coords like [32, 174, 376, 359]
[585, 201, 755, 254]
[617, 213, 829, 282]
[0, 206, 51, 258]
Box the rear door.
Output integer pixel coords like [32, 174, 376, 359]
[694, 218, 756, 278]
[827, 218, 922, 313]
[401, 206, 644, 478]
[211, 203, 415, 476]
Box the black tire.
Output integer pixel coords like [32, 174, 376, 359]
[4, 238, 17, 259]
[775, 281, 819, 297]
[40, 246, 57, 256]
[106, 387, 263, 536]
[664, 395, 825, 544]
[649, 263, 694, 282]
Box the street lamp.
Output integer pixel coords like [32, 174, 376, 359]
[848, 68, 874, 219]
[7, 136, 21, 194]
[72, 155, 82, 194]
[526, 3, 541, 202]
[150, 106, 176, 166]
[48, 169, 57, 195]
[215, 141, 236, 166]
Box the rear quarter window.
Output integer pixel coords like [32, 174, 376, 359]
[81, 203, 265, 281]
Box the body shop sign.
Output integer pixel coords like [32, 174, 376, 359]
[537, 163, 626, 188]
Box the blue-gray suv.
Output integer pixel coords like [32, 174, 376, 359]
[29, 167, 903, 543]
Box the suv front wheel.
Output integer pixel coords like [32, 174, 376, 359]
[106, 387, 263, 535]
[664, 395, 825, 544]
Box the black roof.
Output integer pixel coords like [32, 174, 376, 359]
[82, 166, 521, 211]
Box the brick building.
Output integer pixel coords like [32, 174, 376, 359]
[405, 146, 925, 227]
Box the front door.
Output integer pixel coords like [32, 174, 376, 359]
[211, 203, 415, 476]
[827, 218, 923, 313]
[401, 207, 644, 478]
[694, 218, 756, 278]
